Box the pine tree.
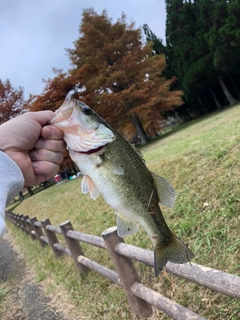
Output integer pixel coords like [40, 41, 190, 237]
[164, 0, 239, 114]
[142, 24, 166, 55]
[207, 0, 238, 104]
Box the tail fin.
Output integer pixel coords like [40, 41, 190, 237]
[154, 233, 194, 276]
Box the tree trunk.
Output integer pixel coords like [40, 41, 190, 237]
[19, 191, 24, 202]
[218, 76, 237, 105]
[131, 114, 148, 145]
[210, 90, 222, 109]
[150, 122, 158, 138]
[228, 74, 240, 99]
[177, 105, 192, 122]
[202, 94, 215, 112]
[27, 187, 33, 196]
[43, 181, 49, 189]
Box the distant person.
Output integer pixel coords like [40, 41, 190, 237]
[0, 111, 66, 236]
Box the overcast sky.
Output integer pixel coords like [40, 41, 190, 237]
[0, 0, 166, 98]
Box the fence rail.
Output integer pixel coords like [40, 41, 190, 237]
[6, 211, 240, 319]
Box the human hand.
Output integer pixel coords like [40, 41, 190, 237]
[0, 111, 66, 186]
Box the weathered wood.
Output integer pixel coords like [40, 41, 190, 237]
[78, 256, 120, 285]
[14, 214, 18, 226]
[53, 243, 71, 256]
[19, 214, 28, 234]
[165, 263, 240, 300]
[8, 212, 13, 223]
[60, 221, 88, 274]
[41, 219, 63, 258]
[46, 224, 62, 234]
[18, 214, 25, 232]
[131, 283, 206, 320]
[102, 226, 152, 319]
[115, 242, 240, 300]
[16, 214, 22, 229]
[25, 217, 36, 240]
[5, 211, 10, 221]
[67, 230, 106, 249]
[7, 212, 240, 318]
[19, 214, 26, 232]
[115, 242, 152, 265]
[23, 215, 30, 234]
[30, 217, 46, 247]
[33, 221, 42, 228]
[40, 235, 49, 244]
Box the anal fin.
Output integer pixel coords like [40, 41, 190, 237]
[116, 213, 139, 237]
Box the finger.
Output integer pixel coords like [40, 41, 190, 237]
[32, 161, 61, 180]
[41, 125, 64, 140]
[22, 111, 55, 127]
[30, 149, 64, 164]
[34, 138, 66, 153]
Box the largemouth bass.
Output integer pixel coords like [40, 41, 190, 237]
[51, 94, 194, 276]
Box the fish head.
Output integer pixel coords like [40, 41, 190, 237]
[50, 93, 115, 152]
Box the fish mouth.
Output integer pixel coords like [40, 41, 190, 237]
[70, 145, 105, 155]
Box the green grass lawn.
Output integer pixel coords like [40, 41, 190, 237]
[6, 104, 240, 319]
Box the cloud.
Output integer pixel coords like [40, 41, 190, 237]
[0, 0, 166, 97]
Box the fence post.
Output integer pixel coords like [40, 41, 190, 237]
[41, 218, 63, 258]
[30, 217, 46, 248]
[60, 221, 88, 274]
[102, 226, 153, 319]
[10, 213, 14, 224]
[19, 214, 25, 232]
[26, 217, 36, 240]
[5, 211, 10, 222]
[23, 215, 30, 234]
[16, 214, 21, 228]
[20, 215, 29, 234]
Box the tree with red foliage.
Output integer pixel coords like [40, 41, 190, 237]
[29, 69, 75, 112]
[30, 9, 183, 144]
[67, 9, 183, 143]
[0, 79, 25, 124]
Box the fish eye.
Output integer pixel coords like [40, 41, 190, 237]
[82, 106, 92, 116]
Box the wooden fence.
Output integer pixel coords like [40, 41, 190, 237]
[6, 211, 240, 320]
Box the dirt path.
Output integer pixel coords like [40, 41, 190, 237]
[0, 231, 66, 320]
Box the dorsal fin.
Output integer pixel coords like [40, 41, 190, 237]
[129, 143, 145, 163]
[151, 172, 176, 207]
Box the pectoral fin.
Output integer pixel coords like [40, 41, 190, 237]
[151, 172, 176, 207]
[81, 175, 100, 200]
[116, 213, 139, 237]
[104, 158, 124, 175]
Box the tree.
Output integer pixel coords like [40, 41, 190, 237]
[67, 8, 183, 143]
[164, 0, 239, 116]
[210, 0, 240, 75]
[142, 24, 166, 56]
[29, 69, 75, 112]
[0, 79, 25, 124]
[207, 0, 238, 105]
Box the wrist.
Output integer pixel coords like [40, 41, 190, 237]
[0, 127, 14, 154]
